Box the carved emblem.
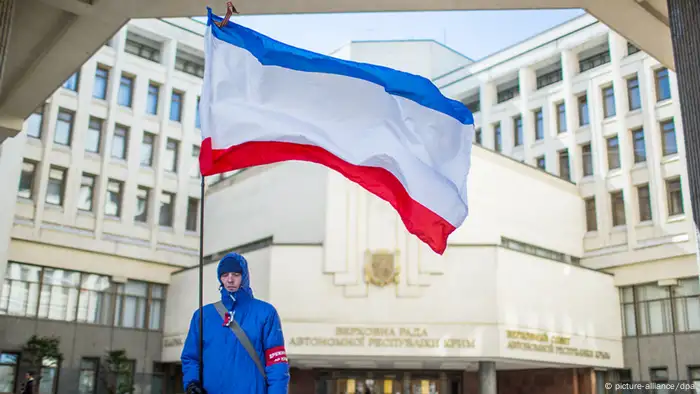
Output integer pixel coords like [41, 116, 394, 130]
[364, 250, 400, 287]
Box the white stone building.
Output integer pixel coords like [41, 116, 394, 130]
[0, 11, 698, 394]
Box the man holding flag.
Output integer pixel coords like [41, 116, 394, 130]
[181, 252, 290, 394]
[187, 4, 474, 393]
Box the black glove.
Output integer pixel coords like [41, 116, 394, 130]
[186, 381, 207, 394]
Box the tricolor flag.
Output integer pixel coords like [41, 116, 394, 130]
[199, 8, 474, 255]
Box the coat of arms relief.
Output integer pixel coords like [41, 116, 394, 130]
[364, 250, 400, 287]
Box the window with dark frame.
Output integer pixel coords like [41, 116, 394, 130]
[581, 143, 593, 177]
[627, 75, 641, 111]
[607, 136, 620, 170]
[611, 191, 626, 226]
[585, 197, 597, 232]
[637, 184, 652, 222]
[513, 116, 523, 146]
[558, 149, 570, 181]
[666, 178, 684, 216]
[602, 85, 616, 118]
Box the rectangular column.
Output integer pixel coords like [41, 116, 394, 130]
[667, 0, 700, 251]
[478, 361, 496, 394]
[0, 0, 15, 99]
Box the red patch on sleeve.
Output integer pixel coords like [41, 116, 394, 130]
[265, 346, 288, 366]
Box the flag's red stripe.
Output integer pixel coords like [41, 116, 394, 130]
[200, 137, 455, 254]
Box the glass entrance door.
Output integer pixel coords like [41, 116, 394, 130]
[409, 379, 439, 394]
[333, 377, 403, 394]
[318, 371, 453, 394]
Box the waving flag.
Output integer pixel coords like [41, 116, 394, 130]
[199, 8, 474, 255]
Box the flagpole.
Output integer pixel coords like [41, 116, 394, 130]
[198, 175, 206, 387]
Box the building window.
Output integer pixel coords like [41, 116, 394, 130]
[149, 285, 165, 330]
[140, 132, 155, 167]
[558, 149, 570, 181]
[85, 117, 103, 154]
[493, 123, 502, 153]
[581, 143, 593, 177]
[578, 95, 589, 126]
[626, 75, 641, 111]
[666, 178, 684, 216]
[536, 155, 545, 170]
[45, 166, 67, 206]
[513, 116, 522, 146]
[611, 191, 626, 226]
[655, 68, 671, 102]
[135, 186, 150, 223]
[672, 278, 700, 333]
[607, 135, 620, 170]
[496, 82, 519, 103]
[186, 198, 200, 232]
[165, 139, 179, 172]
[37, 268, 81, 321]
[637, 184, 652, 222]
[535, 67, 562, 89]
[585, 197, 597, 232]
[18, 160, 37, 199]
[191, 145, 201, 178]
[77, 173, 96, 212]
[631, 128, 646, 163]
[534, 109, 544, 140]
[78, 358, 99, 394]
[661, 119, 678, 156]
[579, 48, 611, 72]
[114, 280, 164, 330]
[474, 128, 481, 145]
[159, 192, 175, 227]
[650, 367, 669, 384]
[105, 179, 123, 217]
[118, 75, 134, 107]
[170, 90, 183, 122]
[690, 368, 700, 391]
[638, 285, 673, 334]
[620, 287, 637, 336]
[195, 96, 201, 129]
[146, 83, 159, 115]
[556, 102, 566, 133]
[76, 273, 112, 325]
[93, 66, 109, 100]
[26, 106, 44, 138]
[54, 109, 74, 146]
[0, 263, 41, 316]
[602, 86, 616, 118]
[63, 72, 79, 91]
[124, 33, 162, 63]
[39, 358, 63, 394]
[175, 50, 206, 78]
[111, 125, 129, 160]
[0, 353, 19, 393]
[501, 237, 579, 265]
[1, 262, 167, 329]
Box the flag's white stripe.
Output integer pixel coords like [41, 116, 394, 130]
[201, 31, 473, 227]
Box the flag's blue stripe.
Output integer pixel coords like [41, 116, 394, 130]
[206, 8, 473, 126]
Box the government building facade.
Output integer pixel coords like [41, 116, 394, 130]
[0, 12, 698, 394]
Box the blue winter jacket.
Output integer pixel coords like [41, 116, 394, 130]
[181, 253, 290, 393]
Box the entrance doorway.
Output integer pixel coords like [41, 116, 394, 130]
[314, 370, 461, 394]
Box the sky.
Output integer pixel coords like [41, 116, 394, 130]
[198, 8, 587, 60]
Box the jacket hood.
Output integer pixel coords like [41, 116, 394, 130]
[217, 252, 254, 299]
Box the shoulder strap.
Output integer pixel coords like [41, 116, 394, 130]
[213, 301, 267, 380]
